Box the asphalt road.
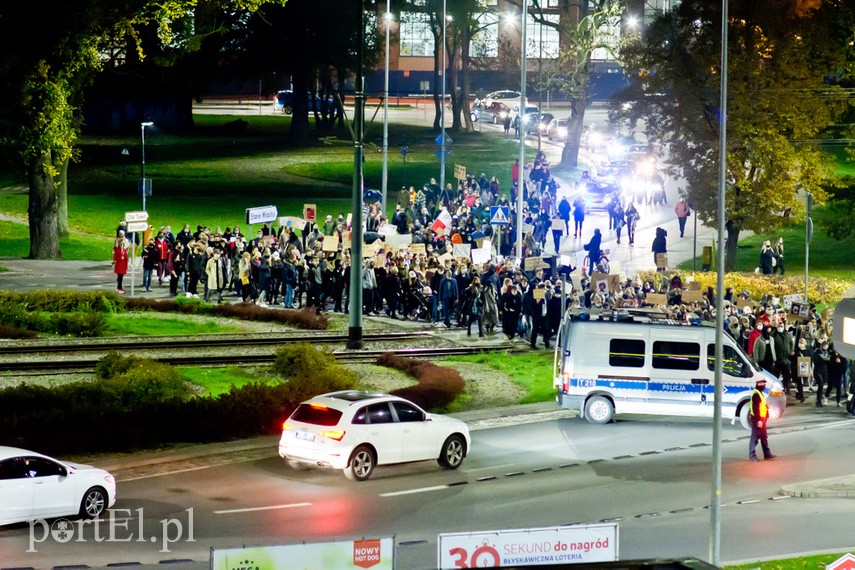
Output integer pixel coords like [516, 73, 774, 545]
[1, 406, 853, 569]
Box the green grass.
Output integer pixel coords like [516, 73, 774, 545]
[725, 552, 850, 570]
[0, 220, 111, 260]
[104, 314, 247, 336]
[678, 206, 855, 282]
[446, 350, 555, 404]
[824, 145, 855, 177]
[179, 366, 282, 397]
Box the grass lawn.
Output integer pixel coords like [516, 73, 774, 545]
[446, 350, 555, 404]
[0, 114, 532, 254]
[179, 366, 282, 397]
[725, 552, 850, 570]
[0, 220, 110, 261]
[678, 207, 855, 283]
[104, 314, 248, 336]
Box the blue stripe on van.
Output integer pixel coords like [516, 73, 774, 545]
[568, 378, 752, 399]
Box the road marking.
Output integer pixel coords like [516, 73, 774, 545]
[214, 502, 311, 514]
[380, 485, 450, 497]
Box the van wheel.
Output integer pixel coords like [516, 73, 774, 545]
[585, 396, 613, 424]
[344, 445, 375, 481]
[739, 403, 751, 430]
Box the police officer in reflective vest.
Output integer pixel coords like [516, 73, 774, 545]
[748, 378, 777, 462]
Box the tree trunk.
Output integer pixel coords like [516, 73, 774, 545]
[56, 154, 69, 238]
[28, 152, 61, 259]
[560, 92, 587, 169]
[432, 32, 441, 131]
[448, 35, 462, 131]
[725, 220, 740, 272]
[461, 26, 474, 133]
[289, 70, 310, 142]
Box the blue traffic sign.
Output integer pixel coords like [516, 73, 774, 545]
[490, 206, 510, 226]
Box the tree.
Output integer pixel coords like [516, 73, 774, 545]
[0, 0, 284, 259]
[613, 0, 850, 270]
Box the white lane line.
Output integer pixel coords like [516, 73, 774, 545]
[380, 485, 450, 497]
[215, 502, 311, 514]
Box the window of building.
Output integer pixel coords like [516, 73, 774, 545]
[652, 341, 700, 370]
[471, 12, 499, 58]
[609, 338, 646, 368]
[526, 14, 560, 59]
[400, 11, 435, 57]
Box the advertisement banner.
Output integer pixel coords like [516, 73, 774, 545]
[438, 524, 617, 568]
[212, 537, 394, 570]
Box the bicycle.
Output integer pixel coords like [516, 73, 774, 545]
[583, 248, 610, 276]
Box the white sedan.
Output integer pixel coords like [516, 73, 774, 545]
[0, 446, 117, 526]
[279, 391, 471, 481]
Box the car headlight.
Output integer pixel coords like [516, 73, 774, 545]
[589, 132, 603, 145]
[557, 128, 567, 138]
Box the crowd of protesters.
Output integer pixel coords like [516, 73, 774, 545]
[108, 153, 854, 412]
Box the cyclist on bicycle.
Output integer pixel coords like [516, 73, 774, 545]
[583, 228, 603, 274]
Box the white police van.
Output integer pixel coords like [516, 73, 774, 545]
[553, 309, 785, 428]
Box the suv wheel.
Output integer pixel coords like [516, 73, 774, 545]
[344, 445, 375, 481]
[438, 435, 465, 470]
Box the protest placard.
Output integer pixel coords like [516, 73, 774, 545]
[589, 271, 609, 291]
[646, 293, 668, 306]
[551, 218, 565, 231]
[655, 253, 668, 269]
[471, 247, 491, 265]
[533, 288, 546, 300]
[525, 256, 543, 271]
[682, 289, 704, 302]
[453, 243, 471, 259]
[410, 243, 426, 256]
[321, 238, 339, 252]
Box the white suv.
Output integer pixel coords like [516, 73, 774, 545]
[278, 391, 471, 481]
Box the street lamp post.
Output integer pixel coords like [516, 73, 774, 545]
[440, 0, 447, 193]
[382, 4, 391, 211]
[516, 0, 528, 262]
[140, 122, 154, 212]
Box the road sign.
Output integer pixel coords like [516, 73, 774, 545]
[125, 211, 149, 223]
[126, 221, 148, 232]
[245, 205, 278, 225]
[490, 206, 509, 226]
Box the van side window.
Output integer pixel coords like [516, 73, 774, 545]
[707, 344, 749, 377]
[652, 341, 700, 370]
[609, 338, 645, 367]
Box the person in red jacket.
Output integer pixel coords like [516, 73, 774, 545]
[747, 321, 764, 356]
[112, 231, 130, 294]
[155, 230, 170, 286]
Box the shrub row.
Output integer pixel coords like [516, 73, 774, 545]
[636, 270, 850, 306]
[0, 344, 356, 454]
[0, 290, 122, 313]
[376, 353, 466, 410]
[0, 301, 106, 337]
[125, 297, 329, 329]
[0, 324, 38, 340]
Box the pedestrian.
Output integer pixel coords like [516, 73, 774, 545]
[674, 195, 690, 238]
[759, 240, 776, 274]
[503, 113, 511, 137]
[771, 322, 793, 396]
[529, 283, 550, 349]
[812, 339, 831, 407]
[465, 278, 484, 337]
[790, 335, 811, 403]
[112, 231, 129, 294]
[625, 202, 640, 245]
[205, 248, 226, 303]
[772, 237, 785, 275]
[652, 227, 667, 272]
[439, 269, 459, 329]
[141, 238, 157, 292]
[613, 202, 625, 244]
[826, 343, 846, 407]
[748, 378, 776, 462]
[572, 195, 585, 238]
[167, 243, 185, 296]
[500, 278, 521, 340]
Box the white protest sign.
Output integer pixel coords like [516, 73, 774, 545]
[471, 247, 491, 265]
[378, 223, 397, 236]
[453, 243, 471, 259]
[385, 233, 412, 249]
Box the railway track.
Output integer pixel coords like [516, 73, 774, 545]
[0, 331, 431, 355]
[0, 345, 516, 374]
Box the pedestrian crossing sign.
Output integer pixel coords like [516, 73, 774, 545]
[490, 206, 510, 226]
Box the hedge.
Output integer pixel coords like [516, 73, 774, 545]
[376, 353, 466, 410]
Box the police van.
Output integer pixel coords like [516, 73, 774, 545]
[553, 309, 786, 428]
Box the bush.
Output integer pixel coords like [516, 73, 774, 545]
[48, 312, 107, 337]
[273, 343, 338, 378]
[0, 290, 124, 313]
[376, 353, 466, 410]
[284, 366, 357, 403]
[125, 297, 329, 330]
[0, 324, 37, 339]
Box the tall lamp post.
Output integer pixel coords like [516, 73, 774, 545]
[381, 4, 391, 211]
[140, 122, 154, 212]
[515, 0, 528, 262]
[440, 0, 447, 192]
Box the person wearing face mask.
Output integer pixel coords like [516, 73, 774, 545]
[826, 342, 846, 407]
[771, 322, 794, 396]
[790, 336, 811, 403]
[812, 339, 831, 407]
[205, 248, 227, 303]
[748, 321, 765, 358]
[748, 378, 776, 462]
[759, 326, 776, 373]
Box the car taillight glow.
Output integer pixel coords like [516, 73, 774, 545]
[320, 430, 346, 441]
[282, 422, 292, 430]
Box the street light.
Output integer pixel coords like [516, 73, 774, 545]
[516, 0, 528, 262]
[440, 0, 448, 193]
[140, 122, 154, 212]
[382, 5, 392, 211]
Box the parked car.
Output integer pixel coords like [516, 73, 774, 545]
[547, 117, 570, 141]
[475, 90, 523, 108]
[509, 104, 540, 131]
[278, 390, 471, 481]
[531, 112, 554, 135]
[273, 90, 334, 115]
[0, 446, 116, 526]
[581, 124, 618, 151]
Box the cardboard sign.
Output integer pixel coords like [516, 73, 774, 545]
[682, 289, 704, 302]
[594, 278, 610, 295]
[608, 274, 621, 292]
[797, 356, 811, 378]
[471, 247, 491, 265]
[790, 302, 810, 320]
[523, 223, 535, 235]
[782, 294, 804, 308]
[303, 204, 317, 223]
[378, 223, 396, 236]
[525, 256, 544, 271]
[688, 280, 702, 291]
[737, 299, 756, 310]
[363, 242, 379, 257]
[646, 293, 668, 306]
[551, 218, 565, 231]
[279, 216, 305, 229]
[533, 288, 546, 300]
[410, 243, 426, 256]
[569, 270, 583, 293]
[322, 237, 339, 252]
[453, 243, 471, 259]
[822, 307, 833, 322]
[655, 253, 668, 269]
[454, 164, 467, 181]
[439, 252, 453, 264]
[590, 271, 609, 291]
[385, 233, 412, 249]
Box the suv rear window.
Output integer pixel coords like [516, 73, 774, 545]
[290, 404, 343, 426]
